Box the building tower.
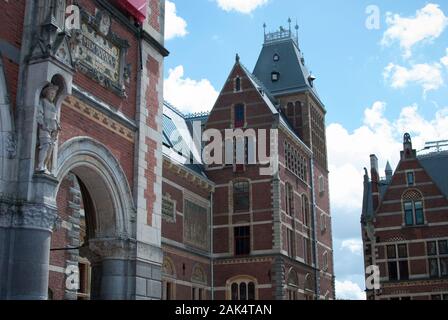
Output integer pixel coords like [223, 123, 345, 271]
[205, 21, 334, 300]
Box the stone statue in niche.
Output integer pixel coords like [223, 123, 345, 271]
[36, 84, 61, 173]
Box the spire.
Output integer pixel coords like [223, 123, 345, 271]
[385, 161, 392, 183]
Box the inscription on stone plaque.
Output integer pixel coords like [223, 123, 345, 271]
[184, 200, 209, 251]
[72, 10, 129, 96]
[79, 23, 120, 83]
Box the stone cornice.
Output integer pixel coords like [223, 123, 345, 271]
[163, 156, 215, 192]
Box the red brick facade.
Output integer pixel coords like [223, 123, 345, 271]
[362, 135, 448, 300]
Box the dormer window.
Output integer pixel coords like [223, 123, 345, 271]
[273, 54, 280, 62]
[406, 171, 415, 186]
[271, 72, 280, 82]
[235, 77, 242, 92]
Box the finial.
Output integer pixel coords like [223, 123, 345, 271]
[295, 20, 299, 43]
[288, 18, 292, 32]
[236, 53, 240, 63]
[263, 23, 266, 35]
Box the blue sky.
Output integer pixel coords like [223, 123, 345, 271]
[163, 0, 448, 299]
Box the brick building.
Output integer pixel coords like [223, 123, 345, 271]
[0, 0, 334, 300]
[160, 23, 335, 300]
[0, 0, 168, 300]
[361, 134, 448, 300]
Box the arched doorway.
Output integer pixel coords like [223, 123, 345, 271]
[50, 136, 137, 300]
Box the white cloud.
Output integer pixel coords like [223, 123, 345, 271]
[341, 239, 363, 255]
[441, 49, 448, 68]
[336, 280, 366, 300]
[382, 4, 448, 58]
[165, 0, 188, 40]
[216, 0, 268, 14]
[164, 65, 219, 114]
[383, 62, 443, 94]
[328, 101, 448, 214]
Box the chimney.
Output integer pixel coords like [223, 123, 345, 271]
[370, 154, 380, 211]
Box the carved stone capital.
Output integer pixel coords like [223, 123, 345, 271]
[0, 201, 60, 231]
[85, 238, 137, 261]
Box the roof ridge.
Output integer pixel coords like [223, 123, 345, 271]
[164, 101, 186, 118]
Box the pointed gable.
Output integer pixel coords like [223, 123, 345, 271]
[206, 57, 280, 128]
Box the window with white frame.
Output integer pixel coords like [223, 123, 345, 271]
[229, 279, 256, 301]
[386, 244, 409, 281]
[402, 190, 425, 226]
[427, 240, 448, 278]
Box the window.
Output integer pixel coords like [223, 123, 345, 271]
[386, 244, 409, 281]
[271, 71, 280, 82]
[287, 270, 299, 300]
[164, 281, 174, 300]
[302, 195, 310, 227]
[284, 142, 307, 182]
[427, 240, 448, 278]
[287, 229, 295, 258]
[303, 237, 312, 265]
[318, 175, 325, 194]
[403, 191, 425, 226]
[229, 279, 256, 301]
[404, 202, 414, 226]
[320, 214, 327, 232]
[234, 104, 245, 128]
[273, 54, 280, 62]
[77, 261, 91, 300]
[403, 200, 424, 226]
[233, 181, 250, 212]
[323, 252, 328, 271]
[235, 77, 241, 92]
[192, 287, 204, 300]
[285, 183, 294, 216]
[235, 226, 250, 255]
[406, 172, 415, 186]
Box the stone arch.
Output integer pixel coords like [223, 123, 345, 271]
[191, 263, 207, 284]
[162, 256, 176, 278]
[55, 136, 136, 239]
[287, 268, 299, 287]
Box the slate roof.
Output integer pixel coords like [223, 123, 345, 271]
[253, 38, 324, 108]
[418, 151, 448, 198]
[162, 102, 207, 177]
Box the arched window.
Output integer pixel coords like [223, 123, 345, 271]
[286, 269, 299, 300]
[191, 264, 207, 300]
[304, 273, 314, 300]
[227, 276, 257, 301]
[162, 257, 176, 300]
[402, 190, 424, 226]
[233, 180, 250, 212]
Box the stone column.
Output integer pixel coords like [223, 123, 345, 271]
[83, 238, 137, 300]
[0, 202, 59, 300]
